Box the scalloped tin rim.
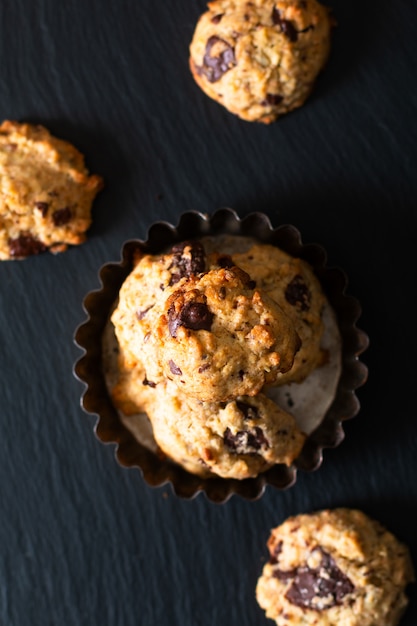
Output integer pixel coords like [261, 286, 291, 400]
[73, 208, 369, 503]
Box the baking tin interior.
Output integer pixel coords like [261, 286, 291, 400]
[73, 208, 369, 502]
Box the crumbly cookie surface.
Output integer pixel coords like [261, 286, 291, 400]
[111, 240, 208, 369]
[189, 0, 332, 123]
[115, 261, 301, 402]
[0, 120, 103, 260]
[227, 243, 327, 384]
[256, 508, 415, 626]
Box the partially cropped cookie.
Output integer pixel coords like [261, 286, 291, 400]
[146, 380, 305, 479]
[256, 508, 415, 626]
[222, 243, 327, 384]
[189, 0, 333, 123]
[0, 120, 103, 260]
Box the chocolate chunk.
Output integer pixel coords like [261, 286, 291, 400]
[8, 234, 47, 258]
[180, 301, 214, 332]
[216, 254, 234, 268]
[198, 36, 236, 83]
[224, 426, 269, 453]
[136, 306, 152, 320]
[235, 401, 259, 420]
[167, 304, 181, 338]
[34, 201, 49, 216]
[272, 7, 298, 41]
[269, 541, 283, 565]
[211, 13, 223, 24]
[274, 566, 298, 582]
[168, 298, 214, 338]
[52, 206, 72, 226]
[168, 360, 182, 375]
[285, 275, 311, 311]
[275, 548, 355, 610]
[169, 240, 206, 285]
[262, 93, 284, 106]
[142, 377, 156, 388]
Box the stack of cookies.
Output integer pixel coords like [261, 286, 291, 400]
[109, 236, 331, 480]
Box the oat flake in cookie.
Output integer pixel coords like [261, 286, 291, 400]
[256, 508, 415, 626]
[0, 120, 103, 260]
[189, 0, 333, 123]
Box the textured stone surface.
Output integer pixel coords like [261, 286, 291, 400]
[0, 1, 417, 625]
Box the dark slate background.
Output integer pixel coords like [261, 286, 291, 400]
[1, 1, 416, 624]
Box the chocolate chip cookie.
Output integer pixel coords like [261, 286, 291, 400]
[121, 264, 301, 402]
[189, 0, 333, 123]
[146, 380, 306, 479]
[0, 120, 103, 260]
[256, 508, 415, 626]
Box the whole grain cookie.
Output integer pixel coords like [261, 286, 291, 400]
[0, 120, 103, 260]
[147, 380, 306, 479]
[224, 243, 327, 384]
[133, 265, 301, 402]
[189, 0, 333, 123]
[256, 508, 415, 626]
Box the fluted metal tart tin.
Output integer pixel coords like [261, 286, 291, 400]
[73, 208, 369, 502]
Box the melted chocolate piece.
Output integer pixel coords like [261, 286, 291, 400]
[168, 300, 214, 337]
[274, 548, 355, 610]
[235, 401, 259, 420]
[285, 275, 311, 311]
[34, 201, 49, 216]
[168, 360, 182, 375]
[224, 426, 269, 453]
[216, 254, 234, 268]
[8, 234, 47, 258]
[198, 36, 236, 83]
[272, 7, 298, 41]
[211, 13, 223, 24]
[180, 301, 214, 332]
[262, 93, 284, 106]
[142, 377, 156, 388]
[52, 206, 72, 226]
[169, 240, 206, 285]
